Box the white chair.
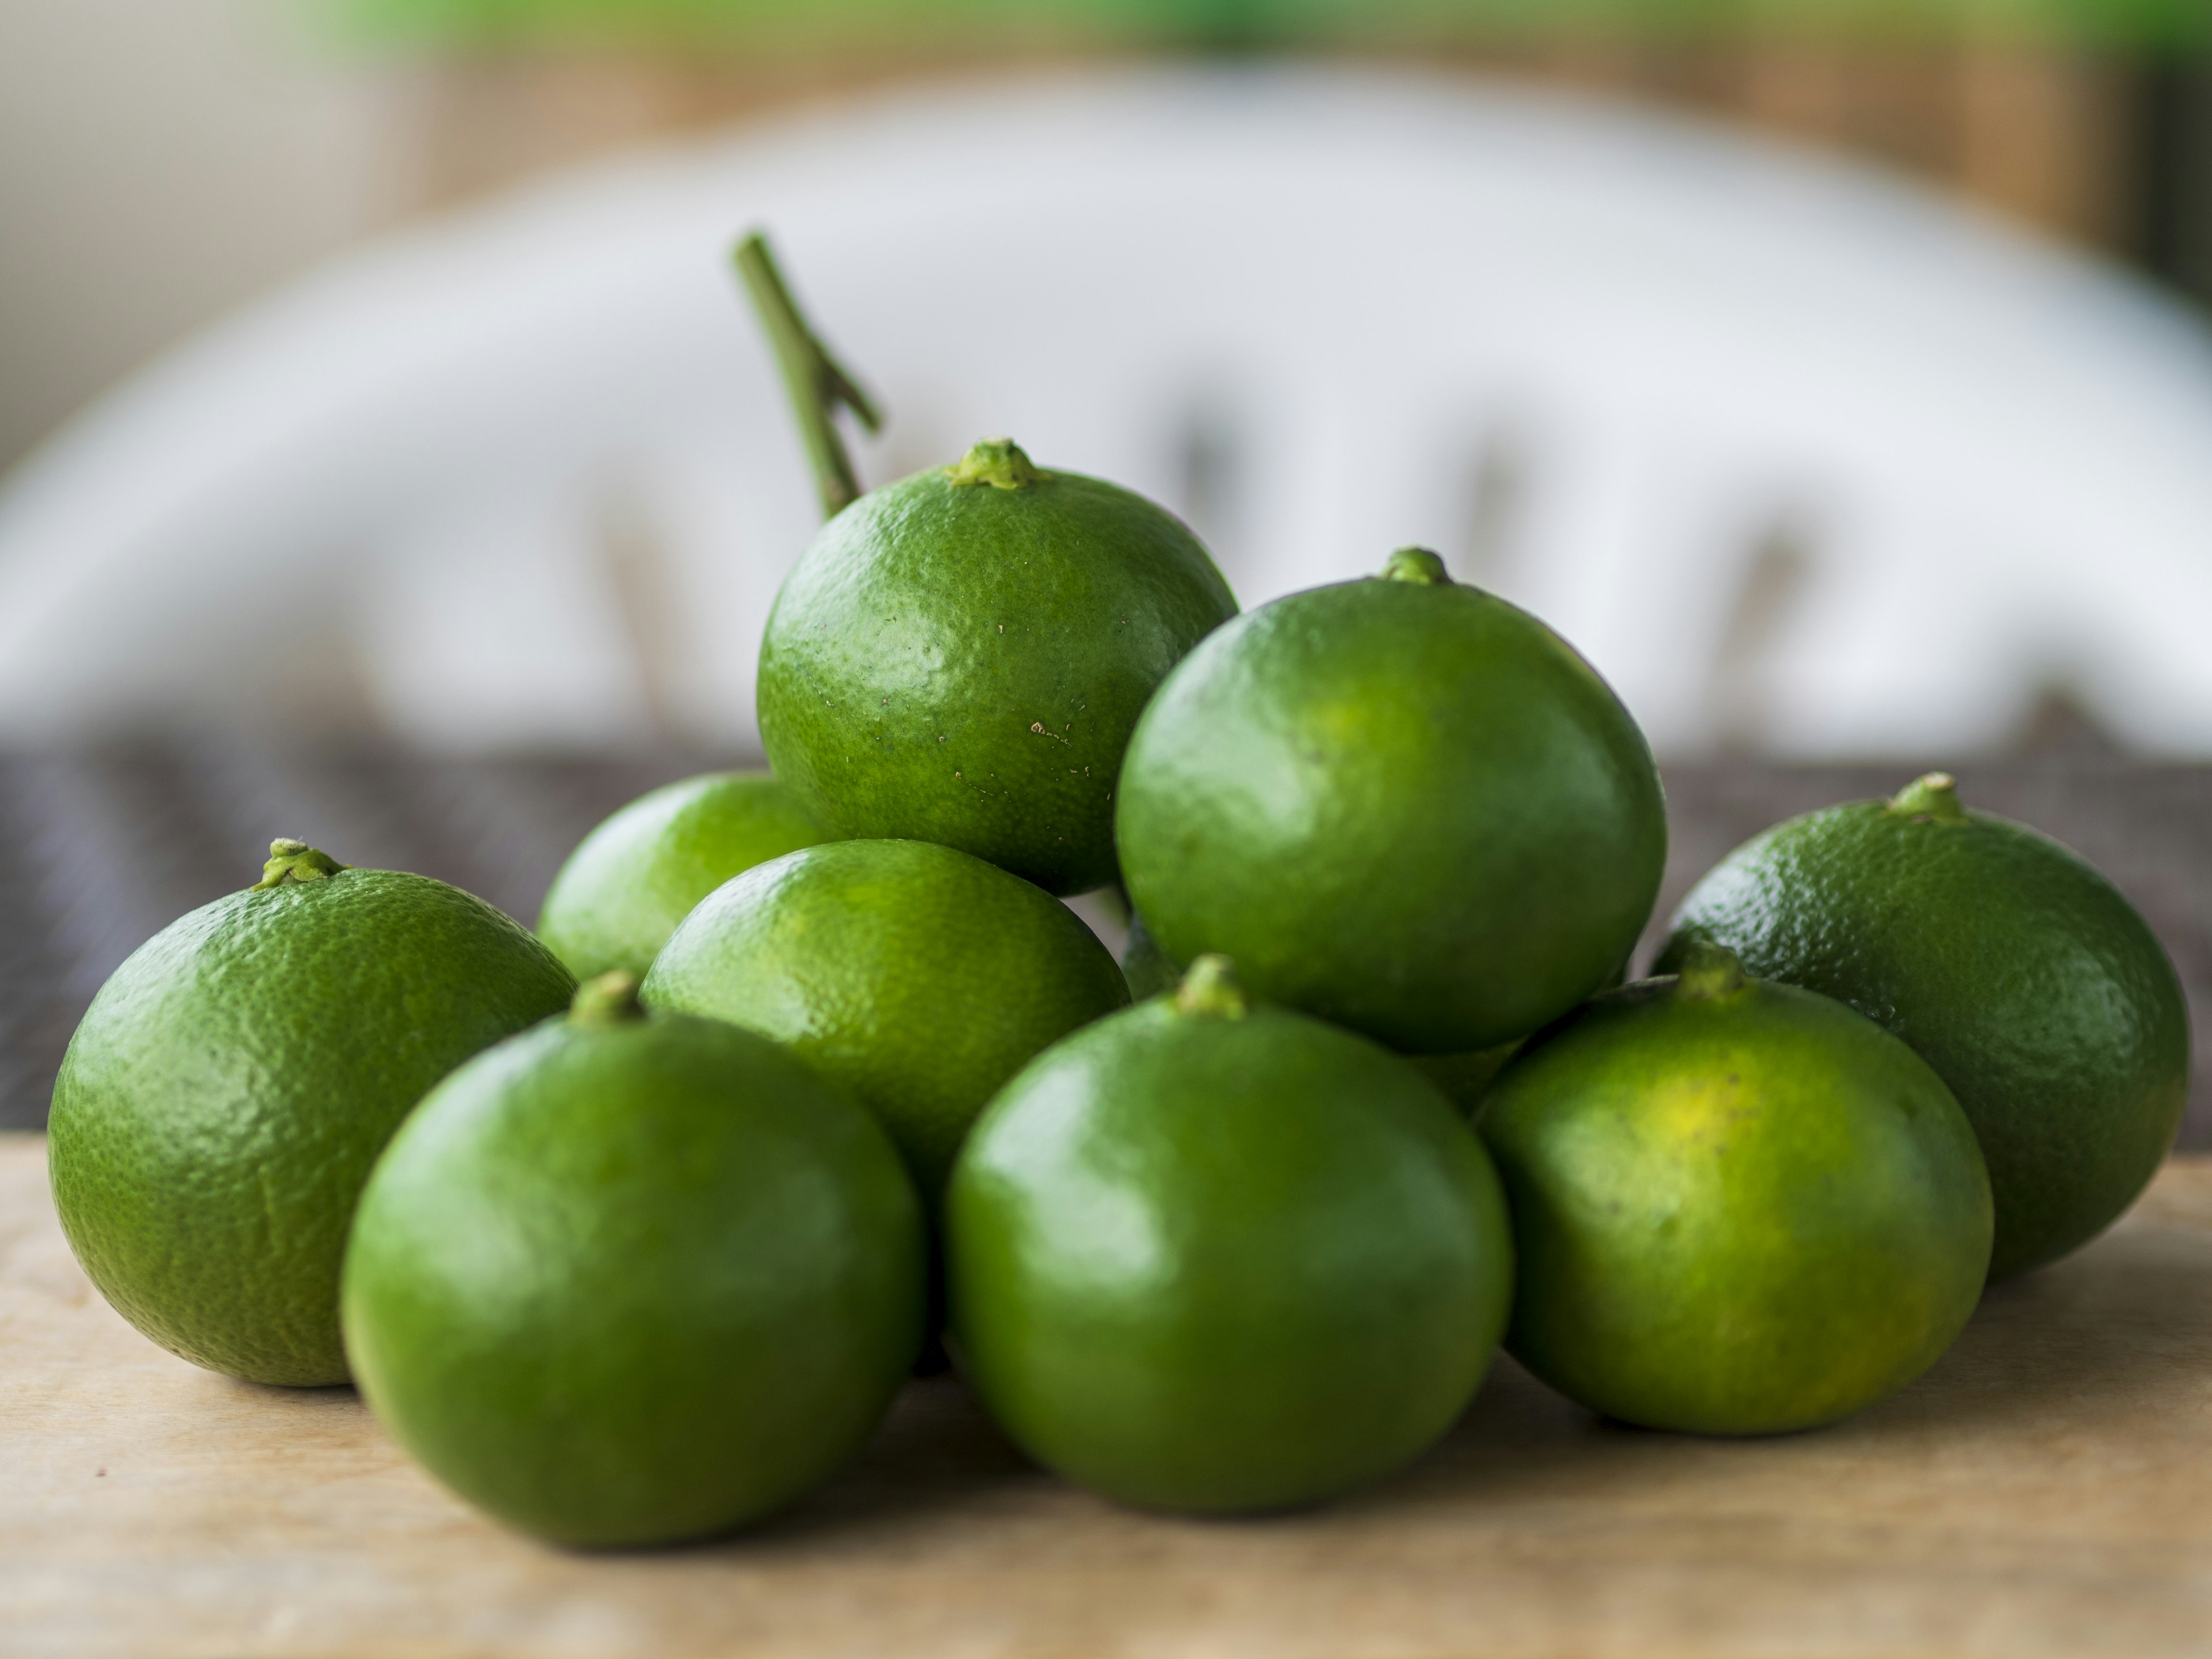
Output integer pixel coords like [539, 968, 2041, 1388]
[6, 63, 2212, 756]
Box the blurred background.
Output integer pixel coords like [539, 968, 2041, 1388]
[2, 0, 2211, 1128]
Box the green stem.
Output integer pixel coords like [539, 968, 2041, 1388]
[1672, 939, 1747, 1001]
[252, 839, 347, 890]
[947, 438, 1045, 490]
[571, 970, 647, 1027]
[1887, 771, 1970, 825]
[733, 230, 883, 520]
[1175, 954, 1251, 1020]
[1380, 547, 1453, 586]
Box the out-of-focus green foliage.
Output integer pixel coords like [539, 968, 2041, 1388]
[325, 0, 2212, 54]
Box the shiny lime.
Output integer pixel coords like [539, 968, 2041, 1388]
[536, 770, 832, 980]
[1660, 772, 2190, 1279]
[948, 956, 1514, 1513]
[1116, 547, 1664, 1053]
[1482, 943, 1993, 1435]
[48, 840, 575, 1385]
[343, 974, 924, 1546]
[757, 438, 1237, 896]
[641, 838, 1128, 1203]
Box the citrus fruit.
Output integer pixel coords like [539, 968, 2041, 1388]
[1480, 942, 1993, 1435]
[1658, 771, 2190, 1280]
[1115, 547, 1665, 1054]
[536, 770, 832, 980]
[756, 438, 1237, 896]
[48, 839, 575, 1386]
[343, 973, 924, 1547]
[947, 955, 1514, 1513]
[641, 837, 1129, 1204]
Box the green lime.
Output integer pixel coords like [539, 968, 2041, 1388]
[1116, 547, 1665, 1054]
[757, 438, 1237, 896]
[1481, 942, 1992, 1435]
[342, 972, 924, 1547]
[947, 955, 1514, 1513]
[536, 770, 832, 980]
[1658, 771, 2190, 1279]
[641, 838, 1129, 1203]
[48, 840, 575, 1385]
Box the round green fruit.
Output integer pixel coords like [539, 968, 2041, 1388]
[1659, 771, 2190, 1280]
[343, 974, 924, 1547]
[536, 770, 832, 980]
[641, 838, 1128, 1203]
[48, 840, 575, 1385]
[757, 438, 1237, 896]
[1481, 944, 1993, 1435]
[948, 955, 1514, 1514]
[1116, 547, 1665, 1053]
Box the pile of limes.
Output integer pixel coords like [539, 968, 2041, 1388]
[47, 237, 2190, 1548]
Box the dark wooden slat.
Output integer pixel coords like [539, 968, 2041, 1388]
[3, 751, 2206, 1154]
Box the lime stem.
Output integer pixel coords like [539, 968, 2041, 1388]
[1380, 547, 1453, 586]
[571, 970, 647, 1027]
[1673, 939, 1747, 1001]
[733, 230, 883, 520]
[251, 839, 347, 890]
[1888, 771, 1970, 825]
[946, 438, 1045, 490]
[1175, 954, 1251, 1020]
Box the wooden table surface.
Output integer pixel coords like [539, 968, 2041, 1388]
[8, 1131, 2212, 1659]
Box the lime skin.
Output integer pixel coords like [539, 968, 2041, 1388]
[536, 770, 832, 981]
[1658, 774, 2191, 1280]
[756, 440, 1237, 896]
[1480, 950, 1993, 1436]
[1115, 549, 1665, 1054]
[641, 838, 1130, 1206]
[48, 856, 575, 1387]
[342, 985, 925, 1548]
[946, 958, 1514, 1514]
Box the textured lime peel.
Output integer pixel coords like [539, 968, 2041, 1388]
[757, 433, 1234, 895]
[252, 840, 348, 890]
[1380, 547, 1452, 586]
[1673, 940, 1747, 1001]
[570, 970, 647, 1027]
[1175, 954, 1251, 1020]
[947, 438, 1046, 490]
[1888, 771, 1971, 825]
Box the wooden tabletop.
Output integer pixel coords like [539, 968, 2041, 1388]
[7, 1131, 2212, 1658]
